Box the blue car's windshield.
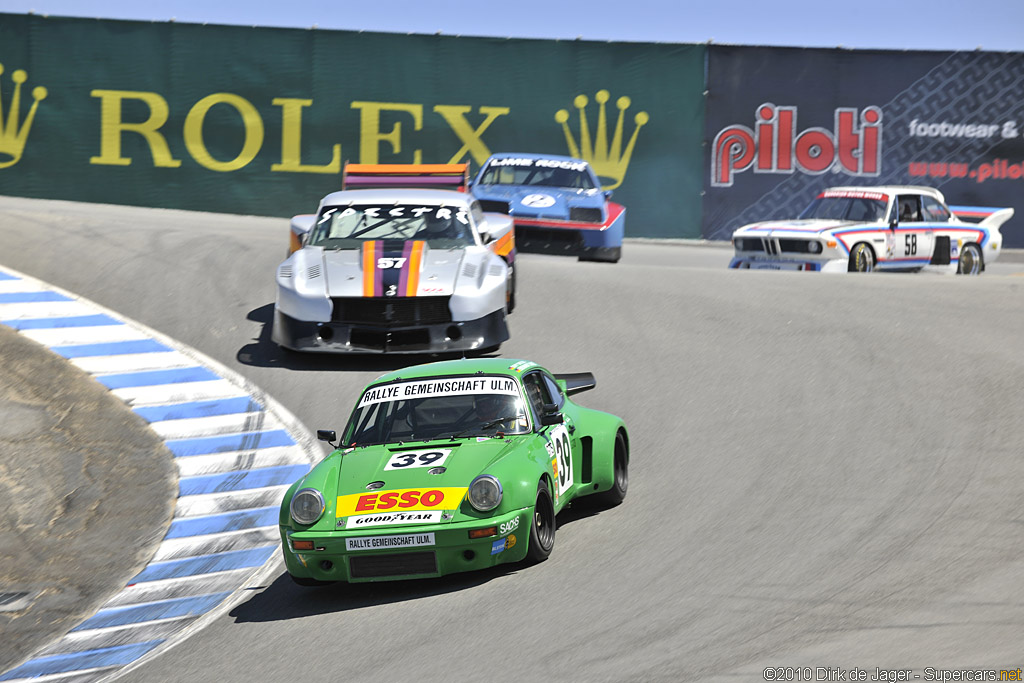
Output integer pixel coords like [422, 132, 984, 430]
[478, 159, 596, 190]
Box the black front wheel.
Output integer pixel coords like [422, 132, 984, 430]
[526, 479, 556, 563]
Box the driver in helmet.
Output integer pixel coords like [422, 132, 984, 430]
[416, 212, 454, 240]
[473, 394, 520, 433]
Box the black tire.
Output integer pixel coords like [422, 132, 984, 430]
[593, 432, 629, 507]
[578, 246, 621, 263]
[289, 574, 333, 587]
[848, 243, 875, 272]
[957, 243, 984, 275]
[506, 263, 516, 314]
[526, 479, 556, 563]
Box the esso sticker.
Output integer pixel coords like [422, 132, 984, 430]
[521, 194, 556, 208]
[384, 449, 452, 470]
[337, 487, 467, 515]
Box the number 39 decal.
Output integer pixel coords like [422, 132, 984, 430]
[384, 449, 452, 470]
[548, 424, 573, 496]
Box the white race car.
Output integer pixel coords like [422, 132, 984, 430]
[273, 164, 516, 354]
[730, 186, 1012, 274]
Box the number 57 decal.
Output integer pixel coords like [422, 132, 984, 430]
[378, 257, 407, 269]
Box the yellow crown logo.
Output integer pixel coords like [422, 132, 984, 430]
[0, 63, 48, 169]
[555, 90, 648, 190]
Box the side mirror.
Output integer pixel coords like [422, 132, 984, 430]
[540, 403, 563, 426]
[889, 217, 898, 230]
[479, 231, 491, 244]
[604, 190, 614, 200]
[317, 429, 337, 443]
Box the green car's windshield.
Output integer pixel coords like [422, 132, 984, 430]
[478, 160, 596, 190]
[343, 377, 530, 446]
[306, 204, 474, 250]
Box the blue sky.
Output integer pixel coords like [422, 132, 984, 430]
[1, 0, 1022, 52]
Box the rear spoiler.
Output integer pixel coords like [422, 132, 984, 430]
[554, 372, 596, 396]
[949, 205, 1015, 229]
[342, 163, 471, 191]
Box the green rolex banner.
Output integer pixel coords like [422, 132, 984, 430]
[0, 14, 706, 239]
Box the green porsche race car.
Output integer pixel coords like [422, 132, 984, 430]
[279, 357, 629, 585]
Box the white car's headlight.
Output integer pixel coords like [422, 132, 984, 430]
[290, 488, 325, 525]
[467, 475, 502, 512]
[808, 241, 822, 254]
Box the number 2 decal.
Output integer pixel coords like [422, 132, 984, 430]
[549, 425, 573, 496]
[384, 449, 451, 470]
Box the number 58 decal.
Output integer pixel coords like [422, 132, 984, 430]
[384, 449, 452, 470]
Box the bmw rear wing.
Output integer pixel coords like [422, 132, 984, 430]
[554, 372, 596, 396]
[949, 205, 1015, 229]
[341, 163, 471, 191]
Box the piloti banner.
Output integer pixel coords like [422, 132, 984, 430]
[704, 46, 1024, 248]
[0, 13, 705, 239]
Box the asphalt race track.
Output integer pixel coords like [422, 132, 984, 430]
[2, 195, 1024, 682]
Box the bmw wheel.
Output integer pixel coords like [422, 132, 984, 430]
[848, 243, 875, 272]
[526, 479, 555, 563]
[958, 243, 983, 275]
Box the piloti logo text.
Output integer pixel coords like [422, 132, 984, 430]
[337, 487, 466, 516]
[711, 103, 882, 187]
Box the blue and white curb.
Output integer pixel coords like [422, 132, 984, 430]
[0, 266, 322, 683]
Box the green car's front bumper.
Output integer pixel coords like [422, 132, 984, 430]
[280, 507, 530, 583]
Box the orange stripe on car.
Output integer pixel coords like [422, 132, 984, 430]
[406, 240, 425, 296]
[490, 230, 515, 257]
[362, 241, 377, 296]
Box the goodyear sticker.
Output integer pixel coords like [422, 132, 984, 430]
[344, 510, 442, 528]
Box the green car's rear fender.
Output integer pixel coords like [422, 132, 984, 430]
[573, 408, 628, 498]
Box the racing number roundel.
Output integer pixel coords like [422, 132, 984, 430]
[522, 194, 556, 208]
[548, 424, 573, 497]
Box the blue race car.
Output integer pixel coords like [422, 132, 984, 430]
[470, 153, 624, 263]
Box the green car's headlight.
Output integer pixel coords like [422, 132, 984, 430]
[467, 475, 502, 512]
[290, 488, 325, 525]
